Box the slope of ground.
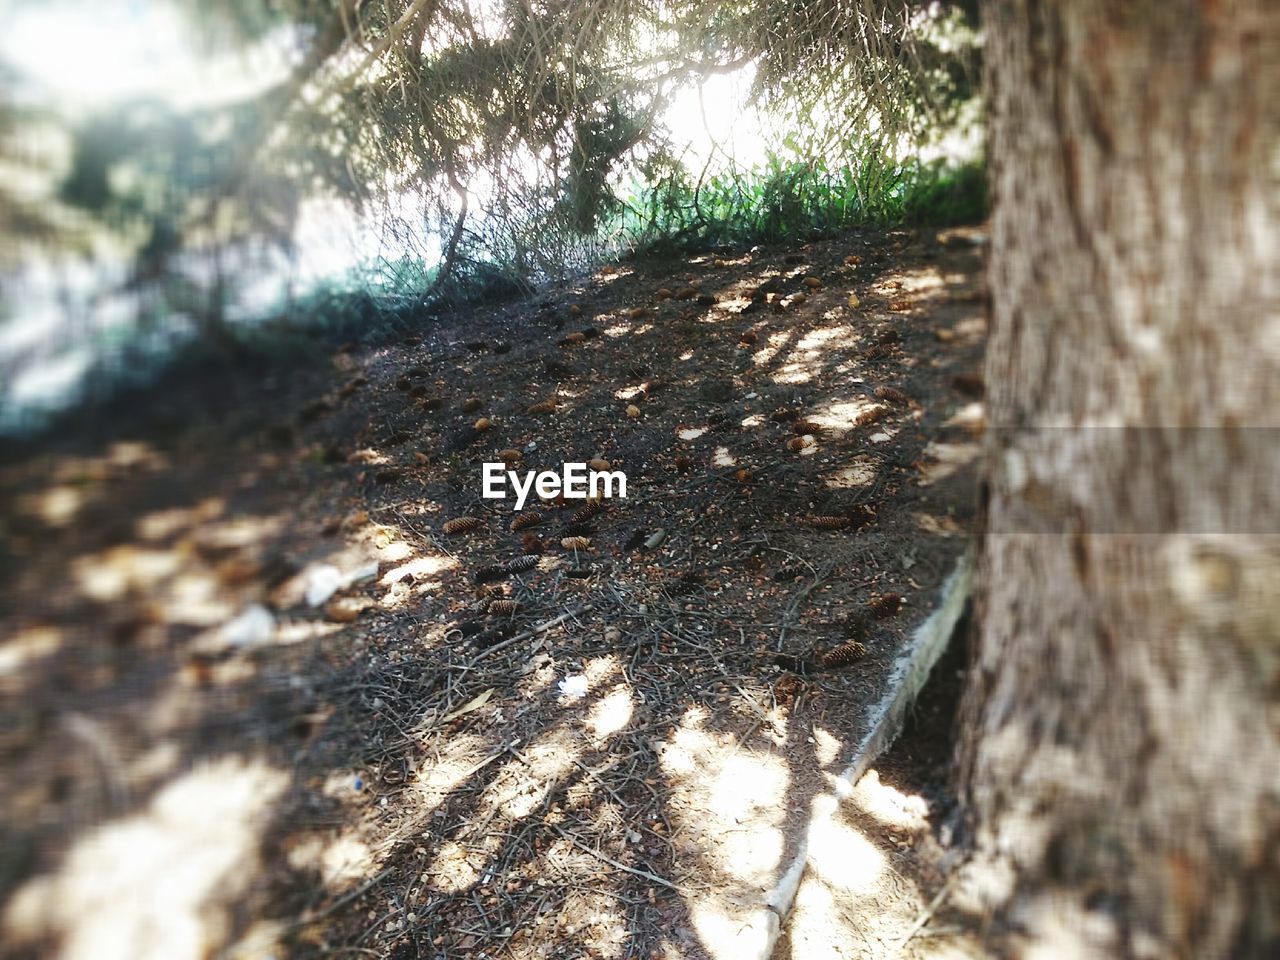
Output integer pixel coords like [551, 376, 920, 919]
[0, 226, 988, 959]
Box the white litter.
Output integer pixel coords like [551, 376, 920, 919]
[557, 674, 589, 700]
[220, 604, 275, 648]
[304, 560, 379, 606]
[304, 564, 345, 606]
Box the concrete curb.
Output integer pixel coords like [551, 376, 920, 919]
[749, 549, 975, 960]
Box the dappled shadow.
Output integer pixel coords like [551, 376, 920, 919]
[0, 225, 987, 959]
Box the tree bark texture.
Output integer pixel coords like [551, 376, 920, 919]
[960, 2, 1280, 957]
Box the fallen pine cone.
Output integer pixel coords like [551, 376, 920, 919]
[874, 386, 911, 404]
[805, 515, 854, 530]
[461, 397, 483, 413]
[488, 599, 520, 616]
[504, 556, 540, 574]
[511, 512, 544, 531]
[854, 406, 888, 427]
[443, 516, 483, 535]
[527, 398, 558, 414]
[822, 641, 869, 669]
[792, 419, 824, 436]
[862, 342, 894, 361]
[521, 533, 545, 554]
[775, 674, 804, 707]
[868, 593, 904, 619]
[497, 449, 522, 463]
[475, 556, 540, 583]
[559, 332, 587, 345]
[571, 500, 602, 525]
[561, 536, 592, 551]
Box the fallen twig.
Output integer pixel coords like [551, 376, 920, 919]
[554, 826, 682, 893]
[289, 868, 395, 930]
[892, 872, 956, 957]
[462, 604, 593, 669]
[776, 560, 835, 651]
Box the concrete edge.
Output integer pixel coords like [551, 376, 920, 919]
[751, 548, 975, 959]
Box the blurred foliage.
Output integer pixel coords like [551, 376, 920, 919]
[8, 0, 980, 278]
[0, 0, 983, 430]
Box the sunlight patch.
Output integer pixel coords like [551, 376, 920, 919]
[585, 685, 634, 739]
[136, 499, 226, 541]
[162, 569, 236, 626]
[712, 446, 738, 467]
[823, 456, 879, 489]
[3, 757, 286, 960]
[914, 512, 965, 537]
[485, 729, 583, 821]
[795, 325, 850, 352]
[943, 401, 987, 436]
[18, 485, 87, 527]
[73, 545, 185, 603]
[809, 399, 882, 435]
[411, 733, 492, 813]
[0, 625, 63, 688]
[773, 365, 813, 385]
[380, 555, 454, 586]
[847, 769, 929, 832]
[917, 440, 981, 485]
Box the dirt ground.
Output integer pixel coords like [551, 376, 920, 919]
[0, 226, 989, 959]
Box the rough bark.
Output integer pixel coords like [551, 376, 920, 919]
[959, 2, 1280, 957]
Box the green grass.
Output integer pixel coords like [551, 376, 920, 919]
[610, 153, 986, 257]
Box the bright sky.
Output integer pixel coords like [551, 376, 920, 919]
[0, 1, 293, 110]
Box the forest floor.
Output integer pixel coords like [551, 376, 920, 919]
[0, 226, 989, 960]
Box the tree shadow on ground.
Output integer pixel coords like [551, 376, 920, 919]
[0, 226, 988, 959]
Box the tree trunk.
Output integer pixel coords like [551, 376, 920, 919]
[959, 2, 1280, 956]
